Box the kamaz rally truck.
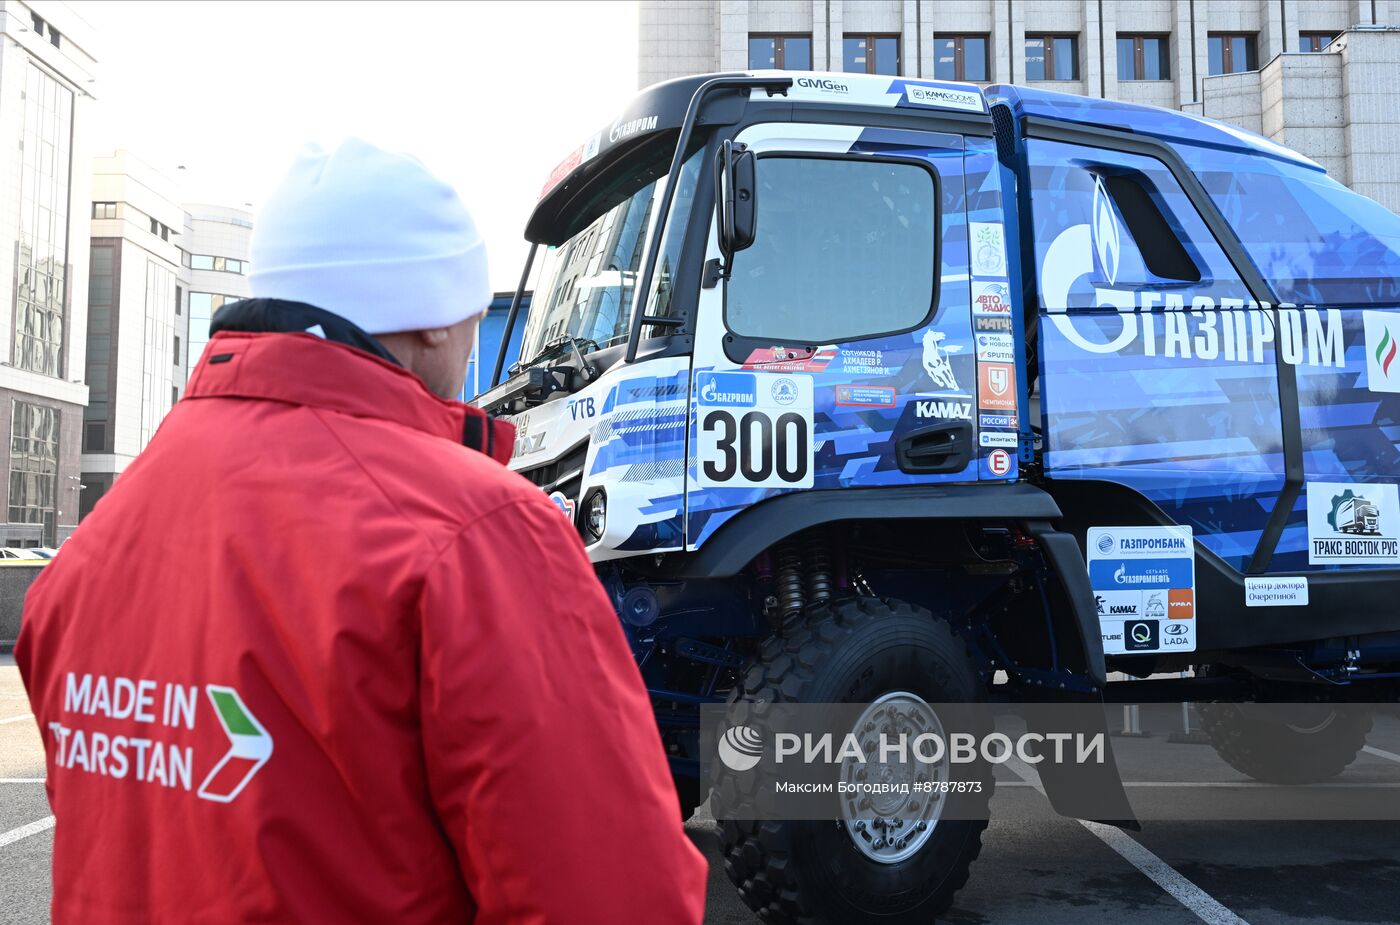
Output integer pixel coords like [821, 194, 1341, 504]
[479, 71, 1400, 923]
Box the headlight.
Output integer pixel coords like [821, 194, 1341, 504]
[584, 489, 607, 542]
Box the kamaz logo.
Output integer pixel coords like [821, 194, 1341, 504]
[1109, 604, 1137, 615]
[796, 77, 848, 93]
[915, 400, 971, 420]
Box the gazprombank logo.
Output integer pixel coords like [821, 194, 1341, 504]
[1366, 310, 1400, 393]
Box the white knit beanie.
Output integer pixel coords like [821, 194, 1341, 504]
[249, 139, 490, 334]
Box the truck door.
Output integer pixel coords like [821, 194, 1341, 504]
[685, 122, 995, 549]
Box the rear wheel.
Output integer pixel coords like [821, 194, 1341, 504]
[1199, 701, 1371, 784]
[713, 597, 991, 924]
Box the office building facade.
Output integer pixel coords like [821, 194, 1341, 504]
[0, 2, 96, 545]
[639, 0, 1400, 211]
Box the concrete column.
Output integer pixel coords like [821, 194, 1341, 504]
[719, 0, 750, 71]
[992, 0, 1013, 83]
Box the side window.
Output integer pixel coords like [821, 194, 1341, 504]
[1026, 138, 1251, 312]
[725, 156, 937, 343]
[1186, 146, 1400, 306]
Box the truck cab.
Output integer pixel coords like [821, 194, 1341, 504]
[479, 70, 1400, 924]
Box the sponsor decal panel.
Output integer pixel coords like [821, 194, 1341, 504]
[1087, 526, 1196, 654]
[1305, 481, 1400, 565]
[1245, 576, 1309, 607]
[696, 372, 815, 490]
[741, 345, 837, 373]
[969, 223, 1007, 277]
[971, 280, 1011, 316]
[984, 448, 1014, 478]
[547, 491, 576, 521]
[975, 332, 1014, 362]
[835, 385, 897, 408]
[696, 371, 758, 407]
[978, 431, 1018, 448]
[978, 363, 1016, 411]
[975, 316, 1012, 333]
[902, 82, 985, 112]
[979, 412, 1018, 429]
[1363, 310, 1400, 393]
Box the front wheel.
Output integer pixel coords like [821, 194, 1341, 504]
[713, 597, 991, 925]
[1198, 701, 1371, 784]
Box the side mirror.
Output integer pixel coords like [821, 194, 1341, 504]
[713, 140, 757, 279]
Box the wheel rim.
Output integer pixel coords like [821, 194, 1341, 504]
[838, 691, 947, 865]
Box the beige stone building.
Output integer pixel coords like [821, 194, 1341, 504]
[639, 0, 1400, 211]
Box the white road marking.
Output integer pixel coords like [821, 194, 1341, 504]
[0, 816, 53, 848]
[0, 713, 33, 725]
[1005, 756, 1250, 925]
[0, 778, 44, 783]
[1363, 745, 1400, 764]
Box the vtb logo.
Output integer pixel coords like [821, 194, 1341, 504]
[1363, 310, 1400, 394]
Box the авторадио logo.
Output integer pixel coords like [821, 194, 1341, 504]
[718, 724, 764, 772]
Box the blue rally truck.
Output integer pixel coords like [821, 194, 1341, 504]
[480, 72, 1400, 923]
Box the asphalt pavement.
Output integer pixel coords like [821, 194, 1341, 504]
[4, 654, 1399, 924]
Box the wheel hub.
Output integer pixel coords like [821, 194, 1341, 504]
[839, 690, 947, 864]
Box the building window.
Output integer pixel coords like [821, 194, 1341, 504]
[171, 386, 179, 405]
[1208, 33, 1258, 75]
[1026, 35, 1079, 81]
[173, 334, 180, 362]
[10, 401, 60, 546]
[187, 292, 240, 373]
[175, 285, 182, 315]
[749, 34, 812, 70]
[92, 202, 116, 220]
[843, 34, 900, 75]
[30, 12, 43, 35]
[1117, 34, 1171, 80]
[934, 34, 990, 82]
[83, 421, 104, 453]
[190, 254, 245, 274]
[15, 64, 74, 378]
[1300, 32, 1338, 52]
[84, 242, 115, 457]
[150, 217, 159, 235]
[48, 27, 59, 48]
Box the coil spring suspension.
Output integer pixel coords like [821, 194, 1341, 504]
[806, 539, 834, 606]
[774, 543, 805, 623]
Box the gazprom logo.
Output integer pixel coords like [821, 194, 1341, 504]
[697, 372, 757, 407]
[1091, 175, 1121, 287]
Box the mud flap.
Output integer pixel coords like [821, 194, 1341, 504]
[1025, 699, 1140, 831]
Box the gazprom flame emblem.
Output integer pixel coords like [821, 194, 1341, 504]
[1091, 176, 1121, 286]
[718, 724, 764, 772]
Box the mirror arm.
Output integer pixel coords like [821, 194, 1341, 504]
[625, 75, 792, 363]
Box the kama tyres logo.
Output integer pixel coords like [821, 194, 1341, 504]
[718, 724, 764, 771]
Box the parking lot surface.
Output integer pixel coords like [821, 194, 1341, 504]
[4, 655, 1399, 924]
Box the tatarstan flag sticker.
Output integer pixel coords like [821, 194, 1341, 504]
[196, 686, 272, 803]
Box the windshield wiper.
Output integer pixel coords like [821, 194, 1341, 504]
[508, 335, 601, 378]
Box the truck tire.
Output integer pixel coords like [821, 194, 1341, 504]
[712, 597, 991, 925]
[1198, 702, 1371, 784]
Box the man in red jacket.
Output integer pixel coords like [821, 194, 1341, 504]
[16, 139, 707, 923]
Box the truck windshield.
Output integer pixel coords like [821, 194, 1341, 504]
[518, 146, 703, 367]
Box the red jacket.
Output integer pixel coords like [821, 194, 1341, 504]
[17, 332, 706, 924]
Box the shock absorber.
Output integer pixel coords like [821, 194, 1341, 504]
[775, 543, 805, 623]
[806, 536, 834, 606]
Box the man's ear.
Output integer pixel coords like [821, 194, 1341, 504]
[417, 327, 451, 347]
